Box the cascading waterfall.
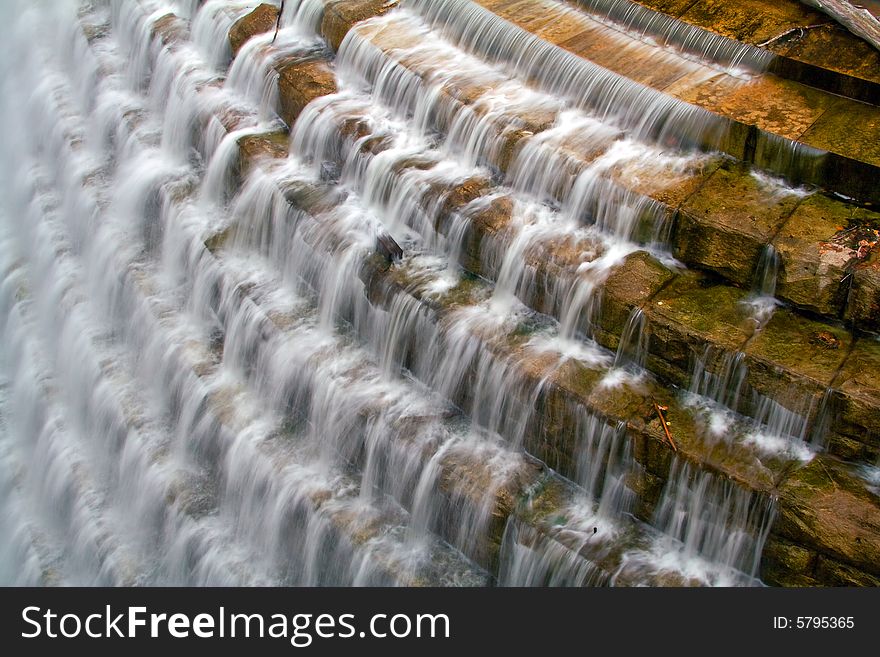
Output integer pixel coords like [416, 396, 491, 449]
[0, 0, 803, 587]
[567, 0, 774, 73]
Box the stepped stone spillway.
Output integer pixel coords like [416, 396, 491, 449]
[0, 0, 878, 587]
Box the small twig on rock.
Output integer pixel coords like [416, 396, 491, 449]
[271, 0, 285, 44]
[653, 400, 677, 452]
[757, 22, 832, 47]
[817, 459, 840, 492]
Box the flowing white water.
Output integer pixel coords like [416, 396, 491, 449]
[0, 0, 788, 587]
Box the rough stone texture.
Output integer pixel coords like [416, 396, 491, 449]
[773, 456, 880, 582]
[276, 59, 338, 128]
[229, 3, 279, 57]
[436, 447, 543, 569]
[456, 195, 515, 277]
[743, 309, 851, 420]
[801, 95, 880, 169]
[776, 23, 880, 81]
[644, 273, 755, 387]
[760, 536, 820, 587]
[813, 555, 880, 586]
[772, 193, 861, 316]
[237, 131, 289, 177]
[845, 248, 880, 331]
[674, 163, 802, 286]
[322, 0, 399, 52]
[430, 177, 494, 233]
[592, 250, 677, 350]
[769, 23, 880, 103]
[678, 0, 826, 45]
[635, 0, 703, 17]
[831, 339, 880, 459]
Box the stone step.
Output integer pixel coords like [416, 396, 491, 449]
[72, 0, 876, 588]
[225, 131, 776, 583]
[631, 0, 880, 104]
[236, 40, 880, 466]
[453, 0, 880, 204]
[342, 9, 880, 329]
[70, 4, 489, 587]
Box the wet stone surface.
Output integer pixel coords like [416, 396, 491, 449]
[674, 162, 802, 286]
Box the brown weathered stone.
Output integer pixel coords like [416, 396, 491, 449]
[229, 3, 279, 57]
[772, 193, 861, 316]
[679, 0, 826, 46]
[593, 251, 677, 350]
[237, 131, 289, 177]
[774, 456, 880, 579]
[760, 537, 819, 587]
[455, 194, 515, 277]
[814, 555, 880, 586]
[276, 59, 338, 128]
[674, 163, 802, 286]
[831, 338, 880, 458]
[800, 95, 880, 170]
[744, 310, 851, 416]
[644, 273, 754, 386]
[845, 248, 880, 331]
[777, 22, 880, 91]
[322, 0, 400, 52]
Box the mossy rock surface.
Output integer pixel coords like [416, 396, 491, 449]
[744, 309, 850, 388]
[831, 338, 880, 452]
[772, 193, 867, 317]
[675, 163, 802, 285]
[595, 250, 677, 338]
[774, 456, 880, 578]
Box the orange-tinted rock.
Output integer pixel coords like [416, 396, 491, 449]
[276, 59, 338, 127]
[322, 0, 399, 52]
[228, 3, 279, 57]
[238, 131, 289, 177]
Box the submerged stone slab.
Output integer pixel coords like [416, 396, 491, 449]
[674, 162, 802, 286]
[229, 3, 279, 57]
[699, 77, 838, 142]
